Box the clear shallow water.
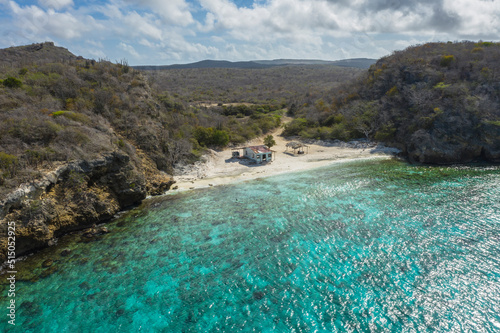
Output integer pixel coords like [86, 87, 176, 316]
[2, 159, 500, 332]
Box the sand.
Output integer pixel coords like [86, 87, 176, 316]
[172, 120, 400, 192]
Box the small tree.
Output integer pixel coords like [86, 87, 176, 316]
[264, 135, 276, 148]
[2, 77, 22, 88]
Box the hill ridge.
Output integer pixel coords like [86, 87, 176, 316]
[133, 58, 376, 70]
[0, 42, 78, 66]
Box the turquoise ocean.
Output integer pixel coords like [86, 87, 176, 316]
[1, 158, 500, 332]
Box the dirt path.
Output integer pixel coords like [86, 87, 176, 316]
[171, 117, 395, 191]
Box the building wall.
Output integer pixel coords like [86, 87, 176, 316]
[244, 148, 272, 163]
[244, 148, 261, 163]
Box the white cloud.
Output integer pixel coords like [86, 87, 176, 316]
[122, 0, 194, 26]
[122, 11, 163, 40]
[86, 40, 104, 48]
[38, 0, 73, 11]
[8, 1, 98, 40]
[118, 42, 140, 58]
[443, 0, 500, 37]
[86, 48, 108, 59]
[2, 0, 500, 65]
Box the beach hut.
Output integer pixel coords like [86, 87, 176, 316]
[285, 142, 309, 154]
[243, 145, 274, 163]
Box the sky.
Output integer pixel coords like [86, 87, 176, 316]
[0, 0, 499, 65]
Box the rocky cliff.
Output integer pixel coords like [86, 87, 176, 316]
[286, 41, 500, 164]
[0, 151, 174, 262]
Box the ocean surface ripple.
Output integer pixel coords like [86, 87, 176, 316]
[2, 159, 500, 332]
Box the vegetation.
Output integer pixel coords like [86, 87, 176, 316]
[263, 135, 276, 148]
[2, 77, 22, 88]
[1, 43, 360, 194]
[287, 41, 500, 163]
[2, 40, 498, 196]
[193, 127, 230, 148]
[143, 65, 363, 108]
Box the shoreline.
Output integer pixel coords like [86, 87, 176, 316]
[171, 137, 400, 192]
[171, 155, 393, 192]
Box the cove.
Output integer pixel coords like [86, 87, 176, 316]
[1, 159, 500, 332]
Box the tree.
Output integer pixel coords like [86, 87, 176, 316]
[264, 135, 276, 148]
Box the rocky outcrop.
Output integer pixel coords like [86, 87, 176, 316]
[0, 42, 77, 67]
[323, 42, 500, 165]
[406, 121, 500, 164]
[0, 151, 174, 262]
[480, 123, 500, 162]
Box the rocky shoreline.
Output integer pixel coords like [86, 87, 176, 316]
[0, 151, 174, 264]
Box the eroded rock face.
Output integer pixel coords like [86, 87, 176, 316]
[0, 151, 174, 262]
[480, 123, 500, 162]
[405, 119, 500, 164]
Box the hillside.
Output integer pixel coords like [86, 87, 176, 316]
[0, 42, 78, 67]
[0, 42, 287, 260]
[1, 43, 362, 261]
[2, 41, 499, 261]
[254, 58, 376, 69]
[135, 60, 272, 70]
[285, 41, 500, 164]
[134, 58, 376, 70]
[143, 65, 363, 108]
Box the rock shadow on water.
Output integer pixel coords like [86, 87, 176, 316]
[252, 290, 265, 300]
[40, 264, 58, 278]
[19, 301, 42, 317]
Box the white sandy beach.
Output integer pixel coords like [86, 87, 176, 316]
[172, 120, 400, 191]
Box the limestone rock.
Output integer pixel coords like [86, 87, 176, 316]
[0, 151, 170, 262]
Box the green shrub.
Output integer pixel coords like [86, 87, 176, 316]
[282, 118, 309, 136]
[323, 114, 345, 126]
[330, 123, 351, 141]
[193, 127, 230, 147]
[374, 125, 396, 141]
[386, 85, 399, 97]
[50, 111, 90, 124]
[255, 115, 279, 134]
[484, 120, 500, 126]
[440, 55, 455, 67]
[211, 129, 230, 147]
[0, 152, 18, 177]
[2, 77, 22, 88]
[297, 127, 333, 140]
[478, 41, 494, 47]
[433, 82, 451, 90]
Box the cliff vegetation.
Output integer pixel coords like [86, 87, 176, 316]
[285, 41, 500, 164]
[0, 42, 358, 260]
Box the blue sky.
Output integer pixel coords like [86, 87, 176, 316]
[1, 0, 499, 65]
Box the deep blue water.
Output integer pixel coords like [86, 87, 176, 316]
[2, 158, 500, 332]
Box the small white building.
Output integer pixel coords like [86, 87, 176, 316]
[243, 145, 274, 163]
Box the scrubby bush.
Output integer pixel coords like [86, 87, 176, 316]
[193, 127, 230, 147]
[440, 55, 455, 67]
[3, 77, 22, 88]
[282, 118, 309, 136]
[50, 111, 90, 124]
[0, 152, 18, 177]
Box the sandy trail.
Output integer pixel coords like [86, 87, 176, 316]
[172, 118, 398, 191]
